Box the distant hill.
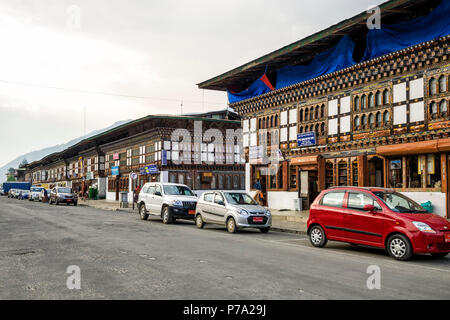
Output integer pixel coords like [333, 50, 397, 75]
[0, 120, 132, 183]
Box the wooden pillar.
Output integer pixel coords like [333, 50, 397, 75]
[441, 153, 449, 219]
[422, 154, 428, 189]
[402, 156, 407, 190]
[358, 155, 368, 187]
[318, 156, 325, 191]
[282, 161, 288, 191]
[383, 157, 389, 188]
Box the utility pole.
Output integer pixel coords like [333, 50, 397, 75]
[180, 100, 183, 115]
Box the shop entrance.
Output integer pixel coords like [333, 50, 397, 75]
[298, 168, 318, 210]
[369, 156, 384, 188]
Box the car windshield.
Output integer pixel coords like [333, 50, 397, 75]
[31, 188, 43, 192]
[163, 185, 194, 196]
[58, 188, 72, 194]
[373, 191, 428, 213]
[223, 192, 258, 205]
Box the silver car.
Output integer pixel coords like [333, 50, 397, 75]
[195, 191, 272, 233]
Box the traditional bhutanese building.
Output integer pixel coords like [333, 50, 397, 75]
[198, 0, 450, 217]
[24, 109, 244, 202]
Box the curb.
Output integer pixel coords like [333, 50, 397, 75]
[271, 227, 307, 235]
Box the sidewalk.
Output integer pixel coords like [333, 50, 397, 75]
[78, 199, 308, 234]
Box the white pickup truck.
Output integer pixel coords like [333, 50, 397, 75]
[137, 182, 198, 224]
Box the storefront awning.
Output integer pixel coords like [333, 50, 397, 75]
[290, 155, 319, 166]
[376, 138, 450, 156]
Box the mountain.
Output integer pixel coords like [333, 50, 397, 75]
[0, 120, 132, 183]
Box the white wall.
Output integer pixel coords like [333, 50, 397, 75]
[400, 192, 446, 217]
[97, 177, 107, 198]
[267, 191, 299, 210]
[245, 163, 251, 193]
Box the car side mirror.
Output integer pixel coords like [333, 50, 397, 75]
[363, 204, 375, 212]
[154, 191, 162, 197]
[217, 201, 225, 206]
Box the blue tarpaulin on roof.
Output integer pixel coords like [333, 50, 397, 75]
[227, 73, 274, 104]
[275, 35, 356, 89]
[363, 0, 450, 61]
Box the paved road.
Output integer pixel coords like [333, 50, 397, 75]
[0, 196, 449, 300]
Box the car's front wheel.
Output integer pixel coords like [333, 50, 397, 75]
[139, 203, 149, 220]
[387, 234, 413, 261]
[309, 225, 327, 247]
[226, 217, 237, 233]
[196, 214, 205, 229]
[162, 207, 173, 224]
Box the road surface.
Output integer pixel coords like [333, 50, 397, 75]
[0, 196, 449, 299]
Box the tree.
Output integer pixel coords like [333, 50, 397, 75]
[19, 158, 28, 168]
[7, 175, 16, 182]
[7, 167, 15, 175]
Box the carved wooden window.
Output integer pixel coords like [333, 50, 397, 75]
[429, 78, 438, 95]
[354, 116, 360, 130]
[375, 91, 382, 106]
[320, 123, 325, 136]
[299, 109, 304, 121]
[274, 115, 278, 126]
[354, 96, 360, 111]
[430, 101, 438, 119]
[361, 114, 367, 129]
[383, 89, 389, 105]
[309, 107, 314, 120]
[376, 112, 382, 127]
[361, 95, 367, 110]
[305, 108, 309, 120]
[440, 100, 448, 117]
[320, 104, 325, 118]
[383, 110, 390, 124]
[368, 93, 375, 108]
[369, 113, 375, 127]
[439, 75, 446, 93]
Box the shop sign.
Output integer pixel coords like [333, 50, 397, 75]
[86, 172, 94, 180]
[111, 166, 120, 176]
[113, 153, 119, 160]
[139, 165, 159, 175]
[130, 172, 138, 180]
[297, 131, 316, 148]
[390, 160, 401, 170]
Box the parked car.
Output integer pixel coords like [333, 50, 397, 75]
[49, 187, 78, 205]
[29, 187, 44, 201]
[195, 191, 272, 233]
[137, 183, 198, 224]
[0, 186, 4, 195]
[307, 187, 450, 261]
[8, 189, 20, 198]
[18, 190, 30, 200]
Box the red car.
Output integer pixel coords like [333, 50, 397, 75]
[307, 187, 450, 261]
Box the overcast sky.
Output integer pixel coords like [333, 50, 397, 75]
[0, 0, 386, 167]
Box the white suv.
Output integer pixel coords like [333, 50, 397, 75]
[137, 183, 198, 224]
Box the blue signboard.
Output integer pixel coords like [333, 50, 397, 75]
[297, 131, 317, 147]
[111, 166, 120, 176]
[161, 150, 167, 166]
[139, 165, 159, 175]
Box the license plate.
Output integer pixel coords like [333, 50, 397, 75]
[67, 199, 72, 202]
[188, 209, 195, 215]
[445, 233, 450, 243]
[253, 217, 264, 223]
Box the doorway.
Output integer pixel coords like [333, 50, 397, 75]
[368, 157, 384, 187]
